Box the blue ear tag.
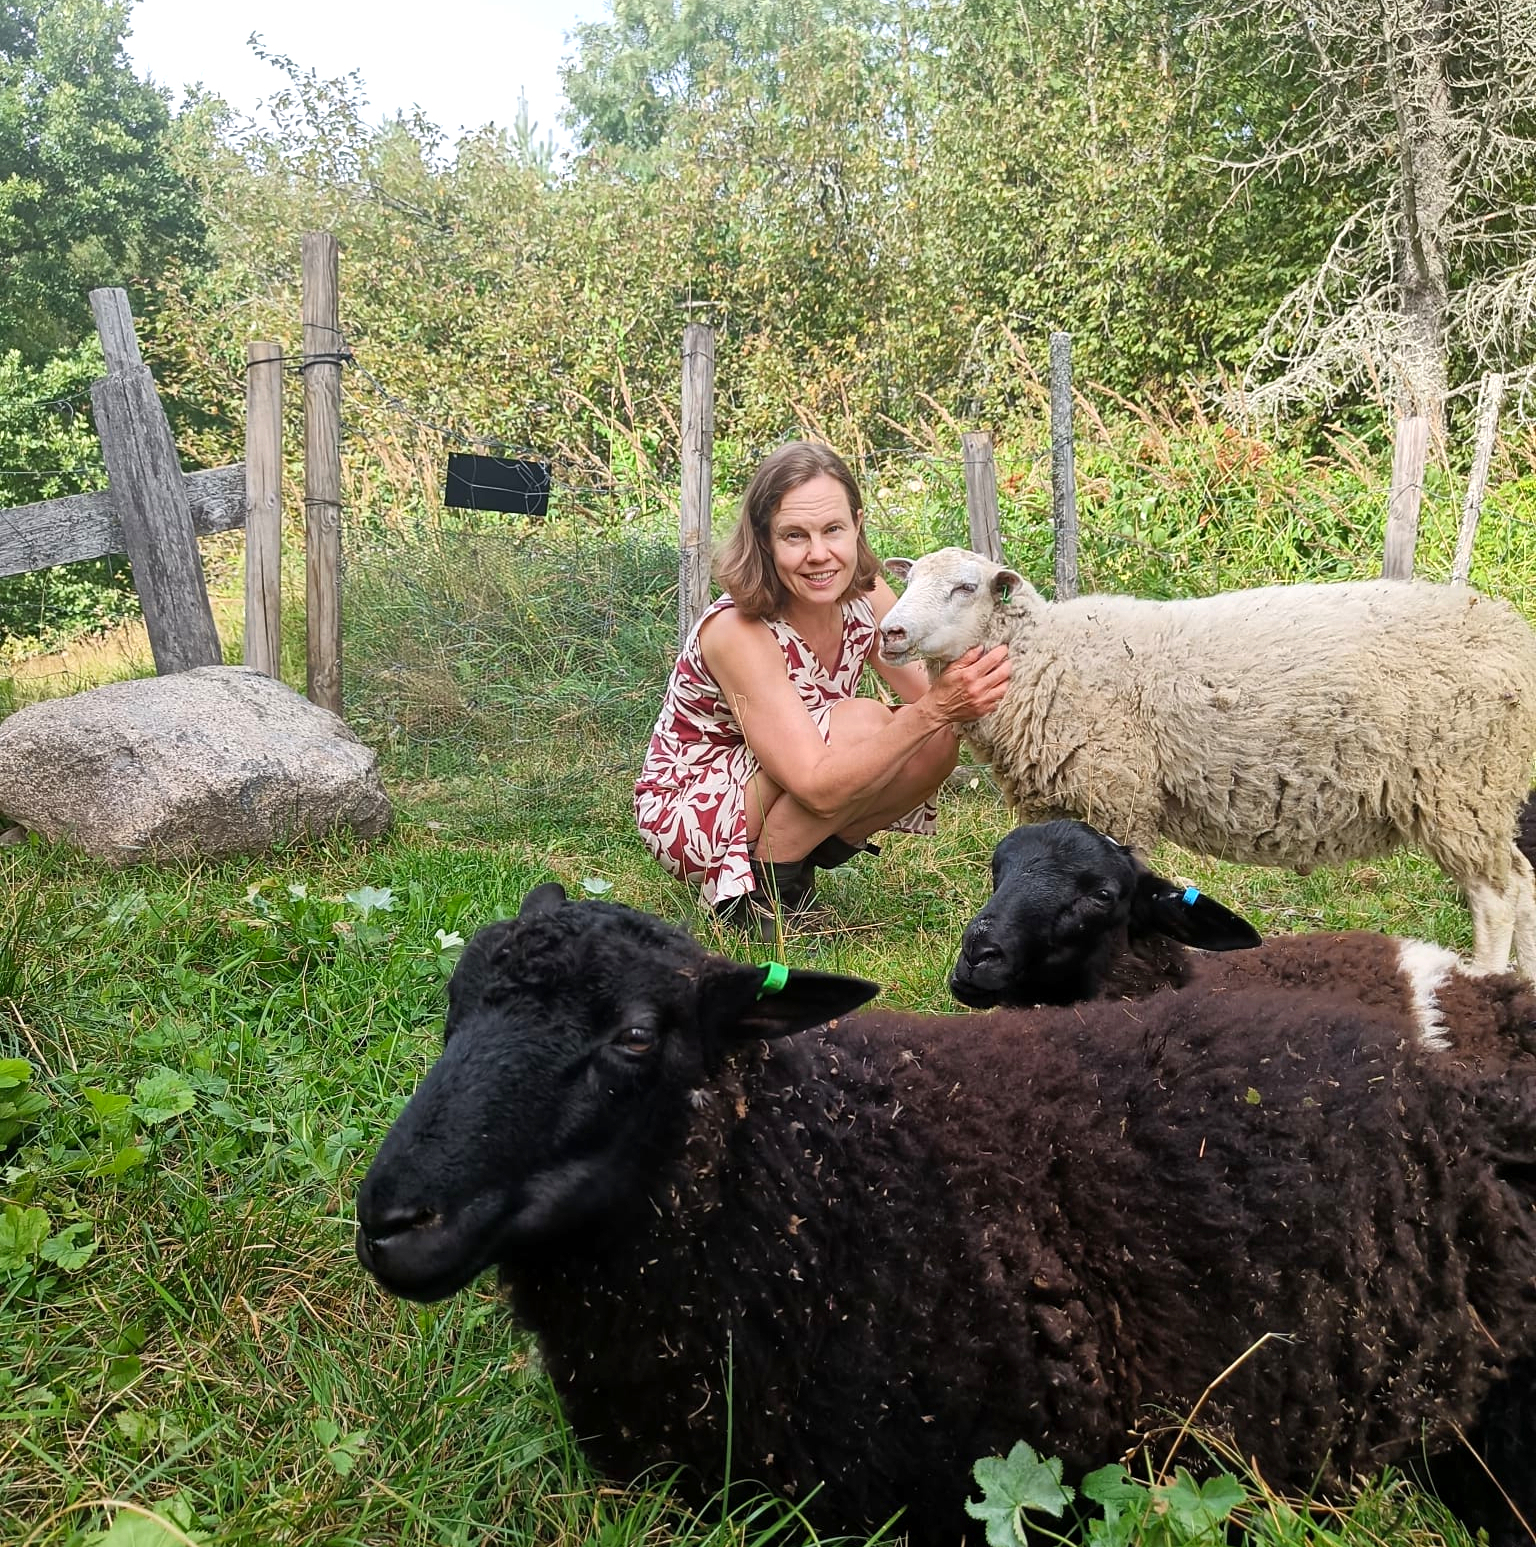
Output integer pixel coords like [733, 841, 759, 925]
[1182, 887, 1201, 905]
[756, 960, 790, 999]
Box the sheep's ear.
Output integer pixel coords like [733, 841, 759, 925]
[883, 557, 915, 584]
[697, 959, 881, 1043]
[1132, 875, 1262, 952]
[992, 568, 1027, 600]
[518, 882, 568, 919]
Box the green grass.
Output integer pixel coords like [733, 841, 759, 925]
[4, 416, 1531, 1544]
[0, 764, 1496, 1546]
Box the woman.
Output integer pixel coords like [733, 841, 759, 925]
[635, 441, 1011, 931]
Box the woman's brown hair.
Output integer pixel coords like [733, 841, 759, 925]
[713, 442, 881, 620]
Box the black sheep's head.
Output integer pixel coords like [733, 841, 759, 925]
[949, 820, 1260, 1008]
[355, 883, 879, 1304]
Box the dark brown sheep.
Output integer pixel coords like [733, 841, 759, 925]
[951, 818, 1536, 1070]
[358, 883, 1536, 1546]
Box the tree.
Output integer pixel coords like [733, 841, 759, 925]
[0, 0, 204, 363]
[561, 0, 900, 155]
[1224, 0, 1536, 422]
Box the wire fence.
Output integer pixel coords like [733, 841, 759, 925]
[11, 342, 1536, 830]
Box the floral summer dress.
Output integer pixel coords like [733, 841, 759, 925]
[634, 594, 938, 906]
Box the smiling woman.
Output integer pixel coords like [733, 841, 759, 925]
[633, 441, 1010, 937]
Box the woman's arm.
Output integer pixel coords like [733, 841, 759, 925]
[699, 607, 1009, 821]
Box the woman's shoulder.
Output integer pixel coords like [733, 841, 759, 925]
[698, 598, 783, 668]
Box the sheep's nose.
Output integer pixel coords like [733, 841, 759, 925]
[961, 936, 1005, 970]
[881, 624, 908, 653]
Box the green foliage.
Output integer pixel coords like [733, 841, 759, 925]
[0, 0, 204, 364]
[0, 339, 142, 656]
[1083, 1463, 1246, 1547]
[968, 1440, 1249, 1547]
[140, 0, 1371, 527]
[967, 1440, 1075, 1546]
[0, 1056, 47, 1147]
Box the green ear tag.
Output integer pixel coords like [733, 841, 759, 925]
[999, 584, 1012, 603]
[756, 960, 790, 999]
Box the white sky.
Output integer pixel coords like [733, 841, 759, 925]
[123, 0, 608, 151]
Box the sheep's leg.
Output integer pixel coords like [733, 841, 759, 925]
[1465, 876, 1516, 973]
[1507, 842, 1536, 980]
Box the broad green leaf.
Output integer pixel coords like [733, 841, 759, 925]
[94, 1144, 147, 1177]
[107, 1354, 143, 1390]
[85, 1088, 133, 1121]
[40, 1221, 96, 1271]
[967, 1441, 1074, 1547]
[0, 1057, 32, 1089]
[104, 890, 149, 926]
[132, 1069, 196, 1126]
[1159, 1468, 1246, 1536]
[0, 1203, 49, 1270]
[1081, 1463, 1145, 1523]
[85, 1501, 201, 1546]
[116, 1410, 157, 1446]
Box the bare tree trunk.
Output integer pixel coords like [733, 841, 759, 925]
[1388, 0, 1454, 426]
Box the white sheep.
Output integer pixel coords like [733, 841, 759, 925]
[880, 548, 1536, 975]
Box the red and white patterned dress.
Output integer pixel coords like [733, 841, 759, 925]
[634, 594, 938, 905]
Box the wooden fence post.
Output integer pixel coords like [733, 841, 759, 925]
[1049, 331, 1080, 601]
[87, 288, 222, 675]
[1383, 415, 1430, 580]
[962, 431, 1002, 562]
[1452, 374, 1505, 587]
[678, 322, 716, 652]
[244, 340, 283, 676]
[303, 232, 343, 714]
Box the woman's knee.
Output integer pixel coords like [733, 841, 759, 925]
[826, 696, 894, 744]
[902, 731, 959, 796]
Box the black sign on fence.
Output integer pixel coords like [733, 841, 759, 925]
[444, 454, 552, 516]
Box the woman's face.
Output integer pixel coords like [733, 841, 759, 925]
[769, 473, 861, 610]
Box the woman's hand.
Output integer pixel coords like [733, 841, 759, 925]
[924, 645, 1011, 725]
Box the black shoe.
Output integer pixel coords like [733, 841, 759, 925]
[803, 836, 880, 871]
[715, 858, 816, 942]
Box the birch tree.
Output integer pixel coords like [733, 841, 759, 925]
[1226, 0, 1536, 423]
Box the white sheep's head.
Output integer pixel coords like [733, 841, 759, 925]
[880, 547, 1030, 666]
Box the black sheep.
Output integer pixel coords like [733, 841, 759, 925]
[357, 882, 1536, 1546]
[952, 819, 1536, 1068]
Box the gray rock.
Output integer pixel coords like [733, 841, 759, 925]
[0, 666, 393, 863]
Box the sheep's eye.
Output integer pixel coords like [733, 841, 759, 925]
[950, 582, 978, 598]
[614, 1026, 658, 1057]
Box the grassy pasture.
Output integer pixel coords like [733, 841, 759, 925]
[2, 422, 1533, 1544]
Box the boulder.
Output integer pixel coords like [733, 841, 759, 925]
[0, 666, 393, 863]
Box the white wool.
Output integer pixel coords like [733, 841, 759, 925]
[1393, 938, 1457, 1052]
[881, 548, 1536, 975]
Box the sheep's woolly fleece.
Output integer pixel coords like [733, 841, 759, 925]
[881, 550, 1536, 972]
[952, 819, 1536, 1073]
[357, 889, 1536, 1547]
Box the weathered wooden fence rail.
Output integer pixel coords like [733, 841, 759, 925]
[0, 466, 247, 578]
[87, 288, 224, 673]
[0, 287, 263, 677]
[0, 287, 290, 693]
